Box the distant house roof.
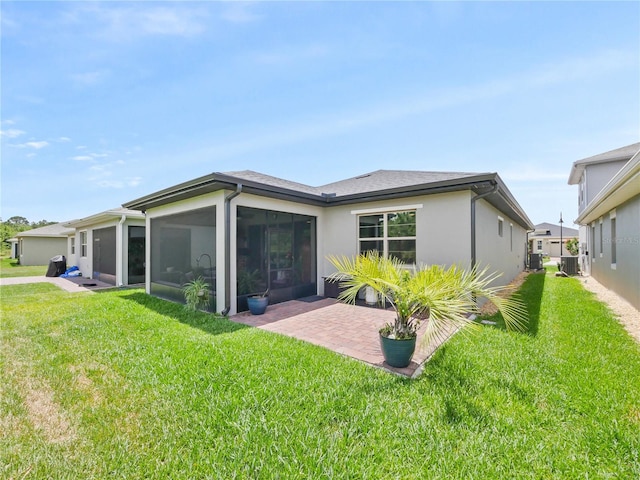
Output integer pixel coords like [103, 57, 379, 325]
[530, 222, 579, 238]
[64, 208, 145, 229]
[15, 222, 75, 238]
[123, 169, 534, 229]
[568, 142, 640, 185]
[575, 149, 640, 225]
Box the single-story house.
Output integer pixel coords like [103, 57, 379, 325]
[568, 143, 640, 310]
[528, 222, 578, 257]
[8, 237, 19, 259]
[123, 169, 534, 315]
[14, 223, 74, 266]
[63, 208, 146, 286]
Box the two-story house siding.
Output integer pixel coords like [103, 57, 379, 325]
[568, 143, 640, 310]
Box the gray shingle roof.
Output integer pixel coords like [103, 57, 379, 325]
[530, 222, 578, 238]
[569, 142, 640, 184]
[223, 170, 320, 196]
[16, 222, 74, 238]
[317, 170, 483, 196]
[224, 169, 484, 197]
[125, 168, 533, 229]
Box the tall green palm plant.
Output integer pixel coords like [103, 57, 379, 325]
[326, 252, 527, 348]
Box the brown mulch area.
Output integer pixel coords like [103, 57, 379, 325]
[479, 270, 531, 316]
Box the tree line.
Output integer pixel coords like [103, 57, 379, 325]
[1, 216, 58, 251]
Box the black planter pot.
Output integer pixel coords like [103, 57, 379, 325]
[379, 334, 417, 368]
[247, 296, 269, 315]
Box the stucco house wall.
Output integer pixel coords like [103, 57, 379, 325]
[18, 237, 68, 266]
[589, 196, 640, 309]
[475, 198, 527, 286]
[321, 191, 472, 280]
[65, 209, 146, 286]
[570, 143, 640, 311]
[15, 223, 74, 266]
[579, 160, 628, 214]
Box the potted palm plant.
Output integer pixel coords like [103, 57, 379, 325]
[183, 276, 211, 312]
[327, 252, 527, 368]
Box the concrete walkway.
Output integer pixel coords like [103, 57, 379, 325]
[232, 297, 456, 378]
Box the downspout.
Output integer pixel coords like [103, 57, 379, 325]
[470, 182, 498, 271]
[117, 214, 126, 287]
[221, 184, 242, 316]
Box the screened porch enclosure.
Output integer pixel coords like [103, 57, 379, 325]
[93, 226, 117, 285]
[150, 206, 217, 311]
[236, 206, 316, 312]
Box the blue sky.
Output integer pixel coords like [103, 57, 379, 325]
[2, 1, 638, 227]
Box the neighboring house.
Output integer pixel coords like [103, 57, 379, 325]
[568, 143, 640, 310]
[14, 223, 74, 266]
[8, 237, 19, 259]
[124, 169, 534, 315]
[529, 222, 579, 257]
[64, 208, 146, 286]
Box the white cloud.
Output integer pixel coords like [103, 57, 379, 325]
[71, 152, 109, 161]
[220, 2, 260, 24]
[96, 176, 142, 189]
[0, 129, 26, 138]
[22, 141, 49, 149]
[71, 70, 110, 86]
[76, 4, 208, 40]
[58, 137, 72, 142]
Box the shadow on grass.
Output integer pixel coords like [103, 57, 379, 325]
[119, 290, 249, 337]
[480, 271, 546, 336]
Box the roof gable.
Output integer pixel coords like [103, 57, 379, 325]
[568, 142, 640, 185]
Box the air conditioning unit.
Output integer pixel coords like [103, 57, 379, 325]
[561, 256, 579, 275]
[529, 253, 542, 270]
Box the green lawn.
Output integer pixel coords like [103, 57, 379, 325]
[2, 271, 639, 479]
[0, 257, 47, 278]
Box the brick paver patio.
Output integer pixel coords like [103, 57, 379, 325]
[231, 296, 457, 377]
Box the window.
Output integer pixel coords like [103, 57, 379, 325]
[498, 217, 504, 237]
[537, 240, 542, 251]
[510, 224, 513, 251]
[70, 237, 75, 255]
[599, 219, 603, 257]
[80, 231, 88, 257]
[358, 210, 416, 263]
[591, 223, 596, 261]
[611, 211, 617, 265]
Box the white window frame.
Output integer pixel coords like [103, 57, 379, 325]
[610, 210, 617, 269]
[70, 237, 76, 255]
[80, 231, 88, 257]
[498, 216, 504, 237]
[509, 223, 513, 251]
[357, 210, 417, 263]
[599, 218, 603, 258]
